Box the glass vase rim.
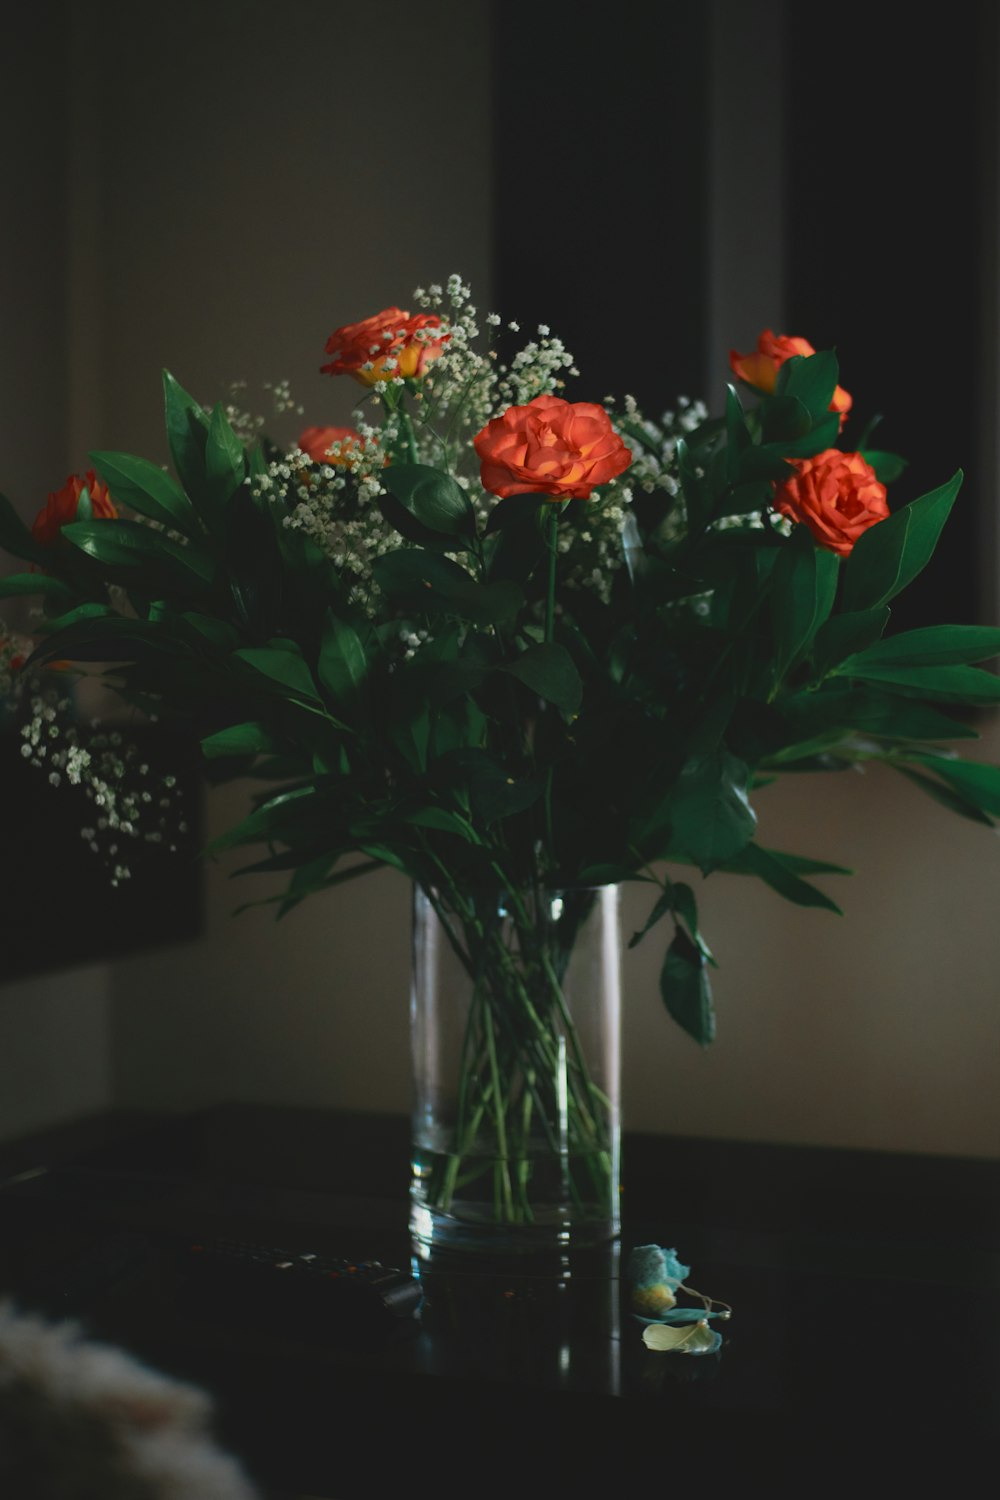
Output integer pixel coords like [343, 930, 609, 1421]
[414, 879, 623, 899]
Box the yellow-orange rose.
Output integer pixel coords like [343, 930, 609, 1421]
[772, 449, 888, 557]
[730, 329, 852, 424]
[321, 307, 449, 385]
[473, 395, 632, 501]
[32, 470, 117, 546]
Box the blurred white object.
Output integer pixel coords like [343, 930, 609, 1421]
[0, 1300, 259, 1499]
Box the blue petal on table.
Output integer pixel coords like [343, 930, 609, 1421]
[626, 1244, 691, 1287]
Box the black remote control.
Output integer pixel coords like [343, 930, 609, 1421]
[182, 1238, 422, 1339]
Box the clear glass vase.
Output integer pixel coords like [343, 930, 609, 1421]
[409, 883, 622, 1254]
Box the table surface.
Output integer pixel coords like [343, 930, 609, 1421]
[1, 1103, 998, 1490]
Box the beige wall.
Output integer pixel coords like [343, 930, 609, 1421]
[4, 0, 1000, 1158]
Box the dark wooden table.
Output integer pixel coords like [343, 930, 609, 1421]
[1, 1104, 998, 1492]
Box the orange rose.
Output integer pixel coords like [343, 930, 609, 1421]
[321, 307, 449, 385]
[298, 425, 366, 466]
[32, 470, 117, 546]
[772, 449, 888, 557]
[730, 329, 852, 423]
[474, 395, 632, 501]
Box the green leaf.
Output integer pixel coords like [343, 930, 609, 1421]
[670, 750, 757, 874]
[317, 612, 369, 709]
[373, 549, 521, 626]
[0, 572, 76, 604]
[233, 643, 322, 703]
[731, 842, 842, 914]
[660, 928, 715, 1045]
[180, 612, 239, 650]
[781, 683, 979, 742]
[206, 784, 321, 854]
[206, 403, 247, 504]
[775, 350, 839, 418]
[484, 493, 547, 536]
[860, 449, 908, 485]
[89, 451, 200, 535]
[61, 518, 215, 585]
[26, 614, 168, 665]
[629, 885, 674, 949]
[762, 410, 840, 459]
[162, 369, 211, 503]
[837, 624, 1000, 672]
[670, 882, 714, 962]
[831, 661, 1000, 705]
[812, 607, 890, 678]
[498, 642, 583, 716]
[892, 765, 994, 826]
[0, 492, 51, 568]
[404, 806, 479, 840]
[201, 722, 284, 759]
[770, 525, 840, 684]
[841, 471, 962, 612]
[224, 487, 283, 634]
[382, 463, 475, 539]
[905, 753, 1000, 817]
[428, 748, 544, 824]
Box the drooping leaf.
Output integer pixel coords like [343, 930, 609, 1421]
[730, 842, 842, 913]
[905, 753, 1000, 817]
[841, 471, 962, 612]
[629, 885, 674, 949]
[892, 765, 994, 825]
[660, 928, 715, 1045]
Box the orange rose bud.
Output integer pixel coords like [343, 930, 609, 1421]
[298, 425, 366, 467]
[321, 307, 449, 386]
[772, 449, 889, 558]
[474, 394, 632, 501]
[730, 329, 852, 423]
[32, 470, 117, 546]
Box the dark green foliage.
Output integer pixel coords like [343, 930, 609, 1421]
[5, 351, 995, 1048]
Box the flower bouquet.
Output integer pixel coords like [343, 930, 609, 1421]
[3, 278, 999, 1251]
